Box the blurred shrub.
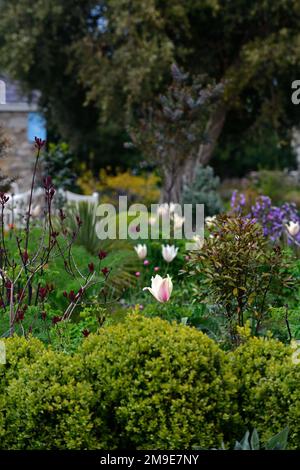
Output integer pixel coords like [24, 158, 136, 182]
[82, 314, 239, 449]
[183, 164, 223, 216]
[78, 167, 160, 206]
[231, 335, 300, 449]
[42, 142, 78, 191]
[249, 170, 300, 206]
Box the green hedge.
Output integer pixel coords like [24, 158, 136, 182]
[82, 315, 239, 449]
[232, 336, 300, 449]
[0, 315, 298, 449]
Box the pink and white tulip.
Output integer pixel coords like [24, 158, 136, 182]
[134, 244, 147, 260]
[162, 244, 178, 263]
[143, 275, 173, 303]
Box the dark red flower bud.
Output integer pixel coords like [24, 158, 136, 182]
[82, 329, 90, 337]
[98, 250, 107, 260]
[16, 310, 25, 322]
[39, 286, 48, 301]
[69, 290, 76, 302]
[41, 311, 47, 321]
[43, 176, 52, 190]
[52, 315, 62, 325]
[76, 215, 82, 227]
[63, 290, 68, 298]
[88, 262, 94, 273]
[22, 251, 29, 263]
[0, 192, 9, 206]
[59, 209, 66, 221]
[101, 266, 110, 277]
[34, 136, 46, 150]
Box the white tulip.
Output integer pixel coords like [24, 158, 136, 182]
[148, 215, 157, 226]
[205, 215, 217, 228]
[143, 274, 173, 303]
[192, 235, 204, 249]
[134, 244, 147, 260]
[173, 213, 185, 229]
[169, 202, 177, 214]
[285, 221, 300, 237]
[162, 244, 178, 263]
[157, 203, 170, 217]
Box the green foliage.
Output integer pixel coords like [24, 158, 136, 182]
[82, 314, 239, 449]
[186, 215, 296, 343]
[182, 164, 223, 216]
[1, 0, 300, 175]
[129, 64, 223, 202]
[1, 321, 300, 449]
[249, 170, 300, 206]
[42, 142, 78, 192]
[231, 335, 300, 449]
[1, 348, 96, 449]
[233, 427, 289, 450]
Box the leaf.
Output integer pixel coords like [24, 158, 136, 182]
[233, 287, 238, 296]
[265, 427, 289, 450]
[239, 430, 251, 450]
[250, 429, 260, 450]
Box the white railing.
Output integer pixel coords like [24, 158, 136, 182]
[2, 188, 99, 227]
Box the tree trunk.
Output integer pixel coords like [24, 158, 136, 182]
[160, 104, 227, 203]
[184, 104, 227, 187]
[160, 167, 182, 204]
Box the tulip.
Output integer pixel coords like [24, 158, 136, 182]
[190, 235, 204, 250]
[134, 244, 147, 260]
[135, 271, 141, 277]
[205, 215, 217, 228]
[154, 266, 160, 272]
[148, 215, 157, 226]
[157, 203, 170, 217]
[286, 221, 300, 237]
[143, 274, 173, 303]
[162, 244, 178, 263]
[143, 259, 150, 266]
[173, 213, 185, 229]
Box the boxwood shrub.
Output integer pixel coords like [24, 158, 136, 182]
[231, 336, 300, 448]
[1, 317, 299, 449]
[81, 314, 239, 449]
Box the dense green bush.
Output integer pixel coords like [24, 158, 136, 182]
[231, 335, 300, 448]
[1, 319, 300, 450]
[1, 346, 96, 449]
[82, 314, 239, 449]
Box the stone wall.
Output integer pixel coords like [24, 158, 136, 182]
[0, 110, 36, 191]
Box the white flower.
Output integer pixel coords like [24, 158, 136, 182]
[143, 274, 173, 303]
[157, 203, 170, 217]
[169, 202, 177, 214]
[134, 244, 147, 260]
[205, 215, 217, 228]
[286, 221, 300, 237]
[148, 215, 157, 226]
[173, 213, 185, 229]
[291, 340, 300, 365]
[192, 235, 204, 249]
[162, 244, 178, 263]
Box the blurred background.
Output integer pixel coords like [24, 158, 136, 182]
[0, 0, 300, 210]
